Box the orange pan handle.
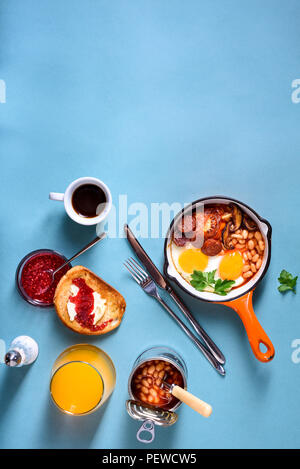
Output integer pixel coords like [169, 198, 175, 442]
[219, 290, 275, 362]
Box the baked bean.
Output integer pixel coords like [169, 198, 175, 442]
[256, 258, 262, 269]
[149, 388, 157, 398]
[248, 240, 255, 250]
[247, 251, 252, 260]
[243, 252, 248, 261]
[243, 271, 253, 279]
[232, 234, 243, 239]
[251, 263, 257, 273]
[232, 238, 238, 246]
[242, 264, 250, 273]
[235, 243, 245, 249]
[248, 232, 254, 239]
[255, 231, 262, 241]
[259, 240, 265, 251]
[252, 254, 259, 263]
[131, 359, 184, 410]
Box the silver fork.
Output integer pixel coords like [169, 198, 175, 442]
[124, 257, 225, 376]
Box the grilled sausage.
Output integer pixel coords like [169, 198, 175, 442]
[201, 239, 222, 256]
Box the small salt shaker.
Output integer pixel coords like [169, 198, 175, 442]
[4, 336, 39, 367]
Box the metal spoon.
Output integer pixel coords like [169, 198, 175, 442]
[40, 232, 106, 293]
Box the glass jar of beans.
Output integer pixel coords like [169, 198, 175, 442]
[126, 346, 187, 443]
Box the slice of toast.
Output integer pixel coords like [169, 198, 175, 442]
[54, 265, 126, 335]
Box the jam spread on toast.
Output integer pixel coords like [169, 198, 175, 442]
[69, 278, 112, 331]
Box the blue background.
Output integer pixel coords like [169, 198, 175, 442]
[1, 0, 300, 449]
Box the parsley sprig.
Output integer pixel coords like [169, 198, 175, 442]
[278, 270, 298, 293]
[190, 270, 235, 296]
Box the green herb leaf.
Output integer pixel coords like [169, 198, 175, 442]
[214, 278, 235, 296]
[207, 270, 217, 285]
[278, 270, 298, 293]
[190, 269, 216, 290]
[191, 269, 235, 296]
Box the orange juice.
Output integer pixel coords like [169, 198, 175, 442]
[50, 344, 116, 415]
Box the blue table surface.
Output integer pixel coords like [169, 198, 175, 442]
[1, 0, 300, 450]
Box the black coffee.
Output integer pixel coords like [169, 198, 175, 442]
[72, 184, 107, 218]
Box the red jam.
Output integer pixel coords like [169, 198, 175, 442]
[20, 252, 69, 305]
[69, 278, 112, 331]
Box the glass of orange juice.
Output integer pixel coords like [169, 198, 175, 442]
[50, 344, 116, 415]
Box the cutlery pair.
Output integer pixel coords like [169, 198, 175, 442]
[124, 224, 226, 376]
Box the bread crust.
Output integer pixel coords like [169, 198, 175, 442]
[54, 266, 126, 335]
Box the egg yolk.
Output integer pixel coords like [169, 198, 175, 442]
[219, 251, 244, 280]
[178, 249, 208, 273]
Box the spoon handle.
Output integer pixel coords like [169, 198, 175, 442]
[53, 232, 106, 275]
[171, 385, 212, 417]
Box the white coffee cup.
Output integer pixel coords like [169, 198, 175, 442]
[49, 177, 112, 226]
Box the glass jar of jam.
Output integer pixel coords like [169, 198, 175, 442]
[16, 249, 70, 307]
[126, 346, 187, 443]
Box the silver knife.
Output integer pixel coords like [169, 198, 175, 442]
[124, 224, 226, 365]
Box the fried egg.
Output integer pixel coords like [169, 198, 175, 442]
[171, 242, 245, 288]
[219, 251, 244, 281]
[177, 248, 208, 273]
